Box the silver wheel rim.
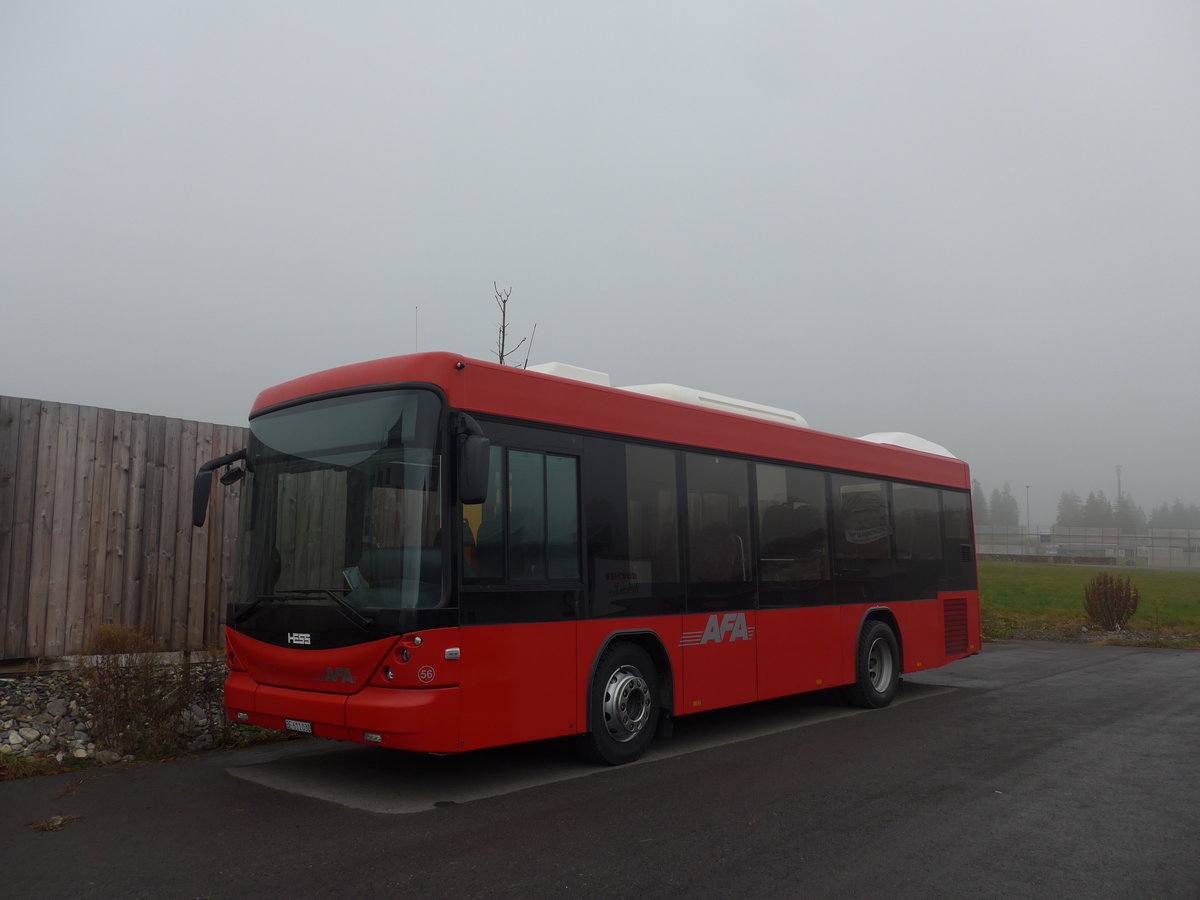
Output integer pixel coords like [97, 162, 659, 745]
[867, 637, 894, 693]
[602, 664, 651, 743]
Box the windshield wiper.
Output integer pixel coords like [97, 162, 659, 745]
[234, 594, 280, 624]
[233, 590, 373, 632]
[274, 588, 374, 632]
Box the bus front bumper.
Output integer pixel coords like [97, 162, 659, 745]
[225, 671, 461, 753]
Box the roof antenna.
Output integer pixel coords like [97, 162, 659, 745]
[521, 323, 537, 369]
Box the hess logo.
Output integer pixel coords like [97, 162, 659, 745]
[287, 632, 312, 645]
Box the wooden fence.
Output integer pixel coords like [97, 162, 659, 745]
[0, 396, 247, 659]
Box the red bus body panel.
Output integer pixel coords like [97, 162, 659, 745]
[756, 606, 846, 700]
[226, 629, 395, 695]
[252, 352, 971, 491]
[227, 599, 980, 753]
[457, 621, 579, 750]
[679, 611, 759, 712]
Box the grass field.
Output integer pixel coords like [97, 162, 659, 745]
[979, 560, 1200, 646]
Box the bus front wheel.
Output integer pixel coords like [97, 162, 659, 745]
[843, 620, 900, 709]
[579, 642, 659, 765]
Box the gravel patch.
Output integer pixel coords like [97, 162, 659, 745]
[1, 661, 229, 765]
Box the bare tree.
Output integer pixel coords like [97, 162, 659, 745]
[494, 282, 536, 366]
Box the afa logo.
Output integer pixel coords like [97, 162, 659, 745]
[679, 612, 755, 647]
[314, 666, 355, 684]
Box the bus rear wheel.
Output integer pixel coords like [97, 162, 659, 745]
[843, 620, 900, 709]
[579, 642, 659, 765]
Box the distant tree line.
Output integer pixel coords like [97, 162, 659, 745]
[1145, 499, 1200, 530]
[1053, 491, 1200, 531]
[1053, 489, 1147, 532]
[971, 480, 1021, 527]
[972, 479, 1200, 533]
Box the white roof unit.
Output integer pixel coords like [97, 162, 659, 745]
[620, 383, 808, 428]
[526, 362, 611, 387]
[858, 432, 958, 459]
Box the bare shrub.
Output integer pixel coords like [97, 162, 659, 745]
[77, 625, 189, 756]
[70, 627, 246, 760]
[1083, 571, 1141, 631]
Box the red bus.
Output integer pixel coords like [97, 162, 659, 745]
[194, 352, 979, 765]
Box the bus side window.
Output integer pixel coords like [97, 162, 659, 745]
[584, 439, 681, 617]
[832, 476, 892, 563]
[509, 450, 548, 579]
[465, 446, 580, 583]
[686, 454, 752, 608]
[940, 489, 978, 587]
[546, 454, 580, 579]
[892, 484, 941, 560]
[756, 463, 830, 582]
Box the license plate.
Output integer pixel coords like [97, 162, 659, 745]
[284, 718, 313, 734]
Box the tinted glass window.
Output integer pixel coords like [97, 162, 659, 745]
[508, 451, 547, 579]
[626, 445, 680, 583]
[756, 464, 830, 581]
[893, 483, 941, 560]
[464, 446, 580, 583]
[832, 476, 892, 561]
[941, 489, 977, 581]
[584, 440, 682, 617]
[547, 455, 581, 579]
[942, 489, 972, 540]
[686, 454, 752, 584]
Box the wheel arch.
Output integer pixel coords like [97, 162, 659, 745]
[855, 606, 905, 672]
[585, 629, 675, 732]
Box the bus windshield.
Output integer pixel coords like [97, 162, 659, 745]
[237, 389, 445, 616]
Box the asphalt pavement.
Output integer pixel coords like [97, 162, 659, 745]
[2, 641, 1197, 899]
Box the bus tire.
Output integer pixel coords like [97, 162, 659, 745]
[579, 642, 660, 766]
[843, 620, 900, 709]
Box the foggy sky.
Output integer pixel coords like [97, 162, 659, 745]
[3, 1, 1198, 530]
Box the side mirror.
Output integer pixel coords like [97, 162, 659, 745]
[458, 434, 490, 505]
[192, 448, 248, 527]
[192, 471, 214, 527]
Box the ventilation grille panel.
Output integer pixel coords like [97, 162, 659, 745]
[944, 596, 969, 655]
